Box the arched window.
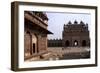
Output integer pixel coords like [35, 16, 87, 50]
[65, 40, 70, 47]
[82, 40, 86, 47]
[74, 40, 78, 46]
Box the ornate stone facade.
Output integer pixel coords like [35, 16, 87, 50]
[62, 20, 90, 47]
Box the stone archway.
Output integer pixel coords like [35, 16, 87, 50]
[24, 31, 31, 57]
[32, 34, 38, 54]
[65, 40, 70, 47]
[82, 40, 86, 47]
[74, 40, 78, 46]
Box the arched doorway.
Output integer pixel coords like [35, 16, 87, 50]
[24, 31, 31, 56]
[65, 40, 70, 47]
[74, 40, 78, 46]
[82, 40, 86, 47]
[32, 34, 37, 54]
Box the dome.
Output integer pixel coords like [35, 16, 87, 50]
[68, 21, 72, 24]
[80, 21, 84, 24]
[74, 20, 78, 24]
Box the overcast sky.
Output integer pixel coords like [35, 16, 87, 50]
[46, 12, 91, 39]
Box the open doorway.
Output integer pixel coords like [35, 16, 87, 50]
[82, 40, 86, 47]
[74, 40, 78, 46]
[65, 40, 70, 47]
[33, 43, 35, 53]
[32, 34, 37, 54]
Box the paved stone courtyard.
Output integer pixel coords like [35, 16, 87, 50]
[48, 47, 90, 60]
[25, 47, 90, 62]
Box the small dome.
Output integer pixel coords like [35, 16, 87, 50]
[68, 21, 72, 24]
[74, 20, 78, 24]
[80, 21, 84, 24]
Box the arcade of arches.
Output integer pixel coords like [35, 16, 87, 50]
[24, 30, 49, 59]
[65, 40, 88, 47]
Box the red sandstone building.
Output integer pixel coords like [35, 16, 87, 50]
[48, 20, 90, 48]
[24, 11, 52, 60]
[62, 20, 90, 47]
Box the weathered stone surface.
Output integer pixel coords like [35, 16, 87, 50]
[24, 11, 51, 61]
